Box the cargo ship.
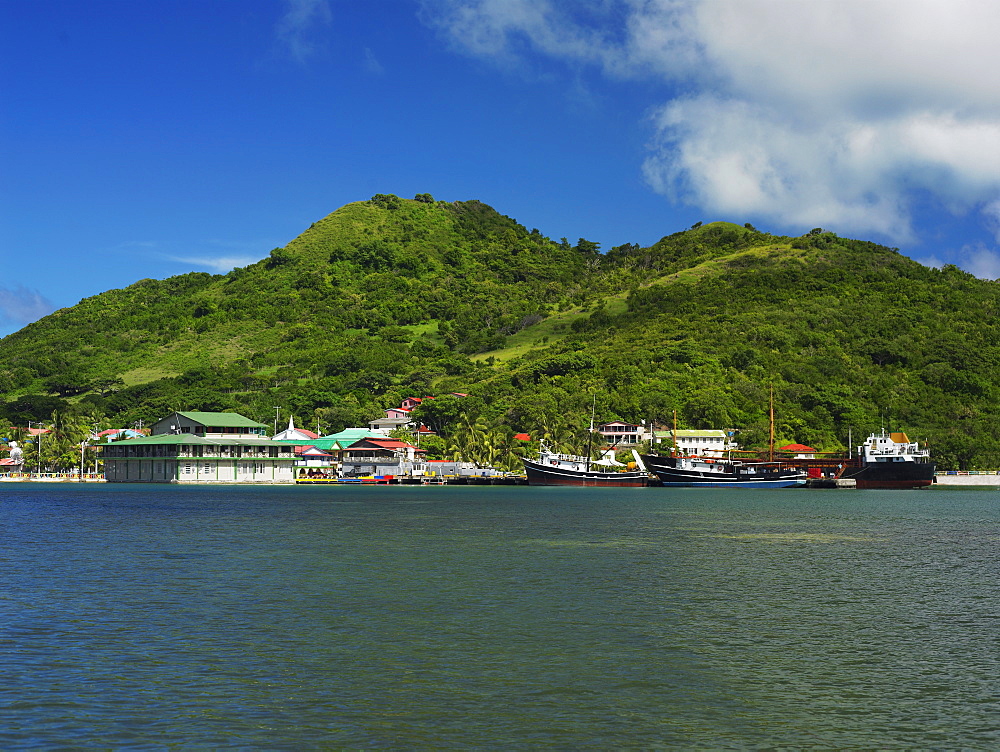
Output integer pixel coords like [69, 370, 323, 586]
[839, 431, 934, 489]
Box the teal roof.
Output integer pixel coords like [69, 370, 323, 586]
[320, 427, 387, 443]
[299, 438, 348, 451]
[176, 411, 267, 428]
[269, 438, 346, 450]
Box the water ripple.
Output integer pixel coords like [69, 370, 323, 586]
[1, 485, 998, 749]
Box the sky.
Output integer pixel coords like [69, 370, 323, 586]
[4, 0, 1000, 337]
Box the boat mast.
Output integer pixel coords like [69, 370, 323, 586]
[585, 395, 595, 473]
[769, 385, 775, 463]
[672, 410, 678, 457]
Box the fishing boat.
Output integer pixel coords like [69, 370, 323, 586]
[639, 391, 806, 488]
[522, 443, 649, 486]
[522, 398, 651, 487]
[639, 453, 806, 488]
[838, 431, 934, 489]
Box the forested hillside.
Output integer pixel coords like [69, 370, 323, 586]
[2, 194, 998, 469]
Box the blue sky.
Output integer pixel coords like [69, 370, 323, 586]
[4, 0, 1000, 337]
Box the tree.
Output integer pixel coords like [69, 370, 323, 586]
[46, 408, 94, 471]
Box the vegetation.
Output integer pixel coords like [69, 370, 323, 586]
[2, 196, 998, 469]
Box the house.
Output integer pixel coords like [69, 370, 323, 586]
[597, 421, 651, 445]
[654, 429, 735, 457]
[341, 437, 427, 478]
[778, 443, 818, 459]
[371, 393, 466, 433]
[400, 397, 429, 410]
[102, 411, 296, 483]
[295, 445, 336, 476]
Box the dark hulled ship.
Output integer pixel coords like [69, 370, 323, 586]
[839, 431, 934, 489]
[522, 444, 649, 487]
[639, 453, 807, 488]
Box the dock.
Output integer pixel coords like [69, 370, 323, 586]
[296, 475, 529, 486]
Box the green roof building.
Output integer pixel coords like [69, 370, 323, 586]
[150, 411, 269, 438]
[103, 411, 293, 483]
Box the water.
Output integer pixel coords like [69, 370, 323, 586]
[2, 484, 998, 749]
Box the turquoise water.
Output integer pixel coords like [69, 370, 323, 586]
[2, 484, 998, 749]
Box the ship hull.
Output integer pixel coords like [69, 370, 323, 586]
[522, 458, 648, 487]
[840, 461, 935, 489]
[641, 455, 806, 489]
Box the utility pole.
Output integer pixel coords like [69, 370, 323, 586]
[28, 421, 43, 476]
[273, 406, 281, 436]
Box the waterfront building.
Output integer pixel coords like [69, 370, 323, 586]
[597, 421, 652, 445]
[653, 429, 735, 457]
[101, 411, 296, 483]
[341, 437, 427, 478]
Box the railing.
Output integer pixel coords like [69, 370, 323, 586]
[0, 472, 106, 481]
[939, 470, 1000, 475]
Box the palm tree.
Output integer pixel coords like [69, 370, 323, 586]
[453, 412, 490, 464]
[47, 408, 94, 471]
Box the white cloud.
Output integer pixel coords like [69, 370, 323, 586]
[276, 0, 332, 63]
[364, 47, 384, 75]
[981, 199, 1000, 243]
[166, 256, 257, 274]
[913, 254, 945, 271]
[0, 285, 55, 327]
[960, 243, 1000, 280]
[424, 0, 1000, 241]
[118, 239, 265, 274]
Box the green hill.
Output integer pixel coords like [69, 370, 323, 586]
[2, 195, 998, 469]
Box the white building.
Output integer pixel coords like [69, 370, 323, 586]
[654, 429, 735, 457]
[102, 411, 296, 483]
[597, 421, 653, 445]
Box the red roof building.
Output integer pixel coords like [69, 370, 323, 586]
[779, 443, 818, 458]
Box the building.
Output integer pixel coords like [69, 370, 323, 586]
[778, 443, 818, 459]
[654, 429, 735, 457]
[102, 411, 296, 483]
[271, 416, 320, 442]
[596, 421, 652, 445]
[341, 437, 427, 478]
[295, 445, 337, 476]
[369, 393, 467, 434]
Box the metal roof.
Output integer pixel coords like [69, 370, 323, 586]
[320, 427, 389, 442]
[174, 411, 268, 428]
[655, 429, 729, 438]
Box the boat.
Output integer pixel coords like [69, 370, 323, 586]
[640, 453, 807, 488]
[639, 393, 806, 488]
[838, 431, 934, 489]
[522, 443, 649, 486]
